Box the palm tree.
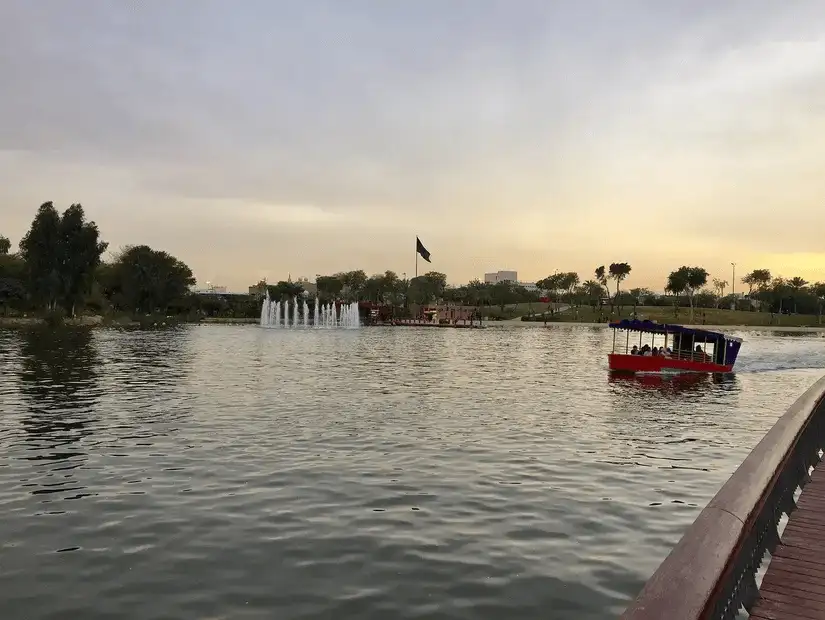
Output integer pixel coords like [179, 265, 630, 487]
[812, 282, 825, 324]
[712, 278, 728, 307]
[788, 277, 809, 314]
[582, 279, 604, 310]
[667, 266, 708, 323]
[595, 265, 609, 312]
[560, 272, 580, 305]
[743, 269, 772, 311]
[608, 262, 631, 311]
[665, 271, 686, 319]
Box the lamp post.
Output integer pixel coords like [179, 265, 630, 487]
[731, 262, 736, 310]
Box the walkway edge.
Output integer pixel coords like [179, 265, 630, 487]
[621, 374, 825, 619]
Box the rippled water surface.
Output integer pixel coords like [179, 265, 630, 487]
[1, 324, 824, 619]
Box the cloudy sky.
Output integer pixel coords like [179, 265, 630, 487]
[1, 1, 823, 290]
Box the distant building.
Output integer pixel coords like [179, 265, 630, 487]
[248, 277, 318, 297]
[295, 277, 317, 296]
[484, 270, 518, 284]
[249, 282, 268, 298]
[519, 282, 539, 292]
[195, 282, 228, 294]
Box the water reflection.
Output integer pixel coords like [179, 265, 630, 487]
[608, 372, 739, 394]
[104, 326, 193, 387]
[0, 325, 820, 620]
[769, 330, 825, 339]
[14, 328, 102, 501]
[18, 328, 102, 441]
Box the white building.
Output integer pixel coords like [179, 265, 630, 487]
[484, 270, 518, 284]
[195, 282, 228, 294]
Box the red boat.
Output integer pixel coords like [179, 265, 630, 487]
[608, 319, 742, 374]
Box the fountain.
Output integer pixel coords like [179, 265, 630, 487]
[259, 291, 361, 329]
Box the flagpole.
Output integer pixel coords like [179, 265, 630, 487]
[415, 236, 418, 278]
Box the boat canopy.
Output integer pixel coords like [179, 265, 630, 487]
[608, 319, 741, 343]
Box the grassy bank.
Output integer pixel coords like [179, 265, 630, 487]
[0, 313, 201, 329]
[524, 305, 823, 327]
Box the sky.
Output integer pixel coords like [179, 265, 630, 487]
[1, 1, 824, 291]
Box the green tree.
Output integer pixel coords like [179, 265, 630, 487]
[380, 271, 401, 305]
[695, 289, 718, 309]
[594, 265, 608, 308]
[406, 272, 448, 306]
[667, 266, 708, 323]
[510, 284, 538, 313]
[537, 273, 564, 304]
[56, 204, 108, 316]
[665, 269, 687, 318]
[407, 276, 430, 305]
[268, 280, 305, 300]
[361, 271, 401, 305]
[18, 202, 107, 316]
[338, 270, 368, 301]
[0, 251, 26, 315]
[442, 285, 463, 305]
[199, 294, 230, 317]
[812, 282, 825, 324]
[0, 235, 10, 255]
[628, 287, 653, 313]
[712, 278, 728, 307]
[491, 280, 515, 312]
[787, 277, 809, 314]
[608, 262, 632, 311]
[363, 274, 384, 303]
[316, 275, 343, 301]
[19, 202, 62, 310]
[422, 271, 447, 301]
[742, 269, 771, 310]
[558, 272, 580, 303]
[765, 277, 792, 316]
[248, 280, 268, 299]
[102, 245, 195, 315]
[582, 279, 605, 310]
[465, 279, 486, 308]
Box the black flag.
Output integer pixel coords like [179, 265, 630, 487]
[416, 237, 431, 263]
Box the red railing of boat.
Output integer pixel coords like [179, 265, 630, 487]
[608, 353, 733, 374]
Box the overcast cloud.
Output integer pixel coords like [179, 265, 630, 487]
[1, 0, 823, 289]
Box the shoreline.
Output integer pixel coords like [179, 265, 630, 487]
[3, 316, 824, 334]
[519, 321, 825, 333]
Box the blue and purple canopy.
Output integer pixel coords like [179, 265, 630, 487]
[608, 319, 741, 343]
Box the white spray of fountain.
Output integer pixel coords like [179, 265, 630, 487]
[260, 290, 360, 329]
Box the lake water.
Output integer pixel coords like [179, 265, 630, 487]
[1, 324, 824, 620]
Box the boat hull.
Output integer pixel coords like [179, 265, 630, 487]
[608, 353, 733, 374]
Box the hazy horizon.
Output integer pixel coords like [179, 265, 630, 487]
[1, 1, 823, 291]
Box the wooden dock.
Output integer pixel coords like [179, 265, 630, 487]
[750, 463, 825, 619]
[620, 375, 825, 620]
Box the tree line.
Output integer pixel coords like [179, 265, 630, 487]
[3, 203, 823, 322]
[0, 202, 198, 319]
[529, 264, 825, 323]
[661, 266, 825, 321]
[262, 271, 545, 313]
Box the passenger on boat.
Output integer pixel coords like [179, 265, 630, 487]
[630, 345, 639, 355]
[641, 344, 652, 356]
[694, 345, 709, 361]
